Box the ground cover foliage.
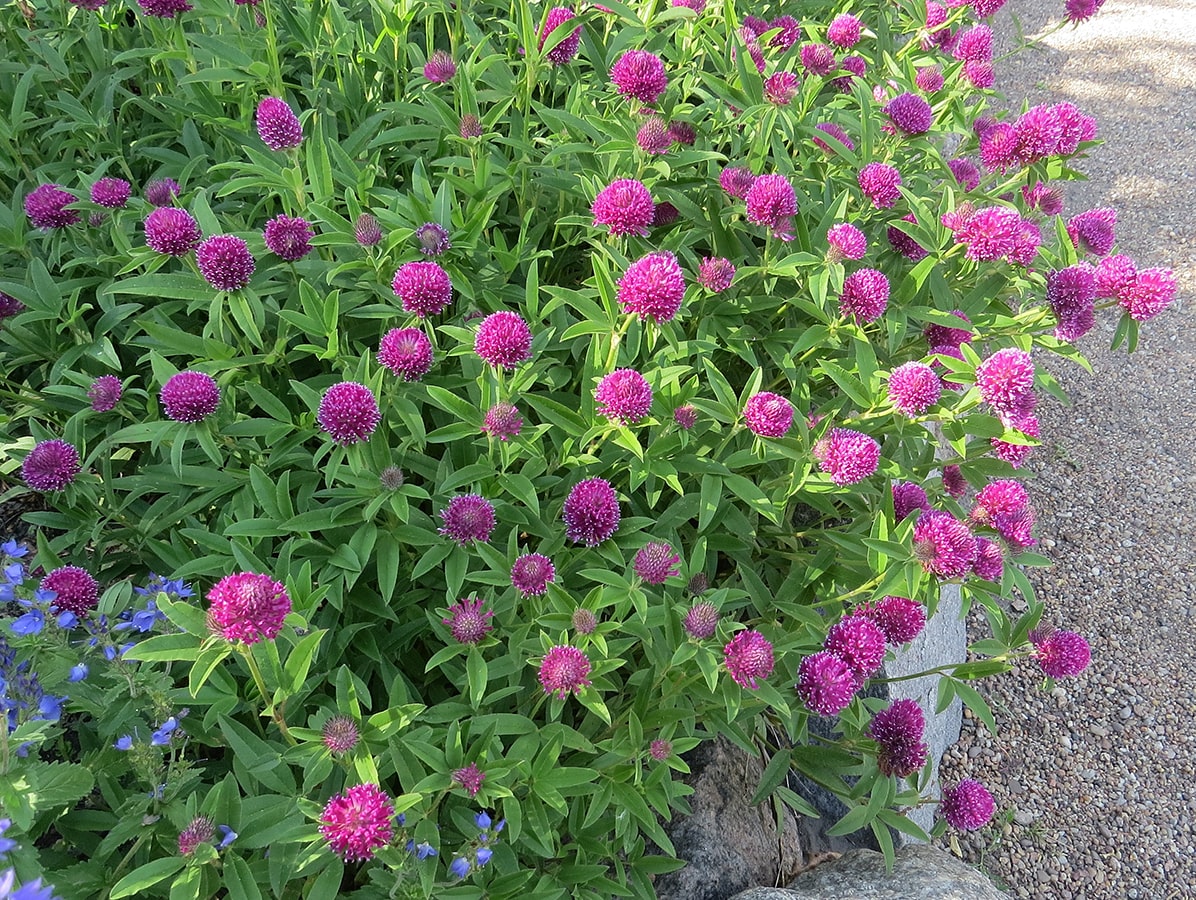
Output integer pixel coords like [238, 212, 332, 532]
[0, 0, 1175, 896]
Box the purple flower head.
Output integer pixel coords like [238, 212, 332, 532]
[916, 66, 944, 92]
[858, 163, 902, 209]
[196, 235, 255, 291]
[256, 97, 303, 151]
[1065, 0, 1106, 22]
[719, 166, 757, 200]
[1, 291, 26, 321]
[698, 257, 735, 293]
[953, 207, 1037, 265]
[1117, 267, 1177, 322]
[474, 311, 533, 369]
[610, 50, 667, 104]
[1095, 254, 1137, 299]
[723, 630, 774, 690]
[25, 184, 79, 229]
[684, 602, 719, 639]
[354, 213, 383, 247]
[948, 158, 980, 192]
[459, 114, 483, 138]
[863, 595, 926, 645]
[178, 816, 216, 855]
[482, 402, 523, 441]
[539, 7, 582, 65]
[833, 54, 866, 91]
[380, 466, 404, 490]
[423, 50, 457, 83]
[869, 698, 924, 747]
[378, 327, 433, 381]
[673, 404, 698, 430]
[161, 371, 219, 423]
[828, 13, 862, 48]
[972, 536, 1004, 581]
[1031, 629, 1091, 678]
[22, 440, 81, 491]
[826, 223, 867, 263]
[443, 596, 495, 645]
[392, 261, 452, 317]
[912, 510, 978, 578]
[145, 178, 180, 207]
[797, 651, 860, 716]
[888, 214, 928, 261]
[636, 117, 671, 154]
[1047, 263, 1098, 342]
[887, 362, 941, 416]
[87, 375, 122, 412]
[963, 59, 994, 88]
[737, 33, 766, 73]
[320, 784, 395, 862]
[563, 478, 620, 546]
[745, 174, 797, 241]
[764, 72, 800, 106]
[317, 381, 380, 445]
[924, 311, 972, 350]
[539, 645, 592, 698]
[977, 122, 1018, 172]
[813, 428, 881, 485]
[769, 14, 800, 48]
[668, 121, 696, 145]
[263, 215, 313, 261]
[207, 571, 291, 644]
[1014, 105, 1063, 164]
[511, 553, 555, 596]
[954, 25, 993, 63]
[592, 179, 654, 238]
[618, 251, 685, 322]
[137, 0, 191, 16]
[1067, 208, 1116, 257]
[652, 202, 679, 227]
[743, 392, 794, 438]
[892, 481, 930, 522]
[649, 738, 673, 761]
[595, 369, 653, 425]
[824, 614, 887, 677]
[572, 608, 598, 634]
[991, 413, 1039, 468]
[91, 177, 130, 209]
[813, 122, 854, 155]
[144, 207, 201, 256]
[452, 762, 485, 798]
[1052, 101, 1097, 154]
[633, 541, 680, 584]
[839, 268, 890, 323]
[322, 715, 359, 754]
[940, 780, 995, 831]
[413, 222, 450, 257]
[42, 566, 100, 615]
[885, 93, 933, 136]
[800, 43, 837, 76]
[438, 494, 496, 545]
[976, 348, 1036, 425]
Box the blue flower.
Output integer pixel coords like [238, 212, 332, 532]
[67, 664, 88, 683]
[396, 812, 406, 827]
[216, 825, 237, 849]
[476, 846, 492, 866]
[10, 611, 44, 637]
[475, 811, 491, 831]
[114, 735, 133, 751]
[448, 857, 471, 879]
[35, 695, 64, 722]
[0, 868, 60, 900]
[413, 840, 436, 860]
[494, 818, 506, 833]
[3, 563, 23, 584]
[150, 717, 178, 746]
[0, 818, 17, 855]
[1, 541, 28, 559]
[55, 611, 78, 630]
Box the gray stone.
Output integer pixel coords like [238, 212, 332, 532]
[655, 736, 803, 900]
[728, 845, 1009, 899]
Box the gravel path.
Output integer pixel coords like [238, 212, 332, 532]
[934, 1, 1196, 897]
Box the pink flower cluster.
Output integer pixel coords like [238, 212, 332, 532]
[979, 103, 1096, 172]
[948, 206, 1041, 266]
[1095, 254, 1177, 322]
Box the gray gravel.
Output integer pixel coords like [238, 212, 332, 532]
[933, 1, 1196, 897]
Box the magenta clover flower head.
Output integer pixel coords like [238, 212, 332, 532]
[145, 207, 201, 256]
[1052, 101, 1097, 154]
[745, 174, 797, 241]
[963, 59, 994, 89]
[743, 392, 794, 438]
[1067, 208, 1117, 257]
[322, 715, 360, 754]
[414, 222, 451, 256]
[764, 72, 800, 106]
[948, 158, 980, 191]
[924, 311, 972, 350]
[207, 571, 291, 644]
[799, 42, 837, 76]
[161, 371, 219, 423]
[813, 123, 854, 155]
[698, 257, 735, 293]
[443, 596, 495, 645]
[683, 602, 719, 639]
[1094, 254, 1137, 300]
[539, 645, 592, 699]
[976, 348, 1036, 425]
[319, 783, 395, 862]
[22, 439, 81, 492]
[991, 414, 1039, 468]
[839, 268, 889, 323]
[178, 816, 217, 856]
[439, 494, 497, 545]
[41, 566, 100, 615]
[979, 123, 1019, 173]
[916, 66, 944, 92]
[1, 291, 26, 321]
[863, 596, 926, 645]
[392, 261, 452, 318]
[595, 368, 653, 425]
[618, 251, 685, 322]
[885, 93, 933, 136]
[797, 651, 860, 716]
[768, 14, 800, 48]
[972, 536, 1004, 581]
[592, 179, 654, 238]
[452, 762, 485, 798]
[719, 166, 756, 200]
[673, 404, 698, 429]
[652, 202, 679, 227]
[511, 552, 555, 596]
[474, 311, 533, 369]
[833, 55, 867, 92]
[636, 117, 671, 154]
[828, 13, 862, 48]
[317, 381, 379, 445]
[482, 402, 523, 441]
[572, 608, 598, 635]
[912, 510, 978, 578]
[88, 375, 122, 412]
[1117, 267, 1178, 323]
[723, 629, 774, 690]
[539, 7, 582, 65]
[888, 214, 927, 261]
[892, 481, 930, 522]
[972, 0, 1011, 15]
[145, 178, 180, 207]
[263, 214, 313, 262]
[633, 541, 681, 585]
[942, 464, 968, 498]
[954, 24, 993, 63]
[196, 235, 255, 291]
[137, 0, 191, 17]
[1065, 0, 1107, 22]
[940, 780, 995, 831]
[354, 213, 383, 247]
[1047, 263, 1098, 342]
[25, 184, 79, 229]
[813, 428, 881, 486]
[378, 327, 433, 381]
[826, 223, 867, 263]
[824, 614, 887, 677]
[255, 97, 303, 151]
[563, 477, 621, 546]
[1030, 628, 1091, 678]
[887, 362, 942, 416]
[668, 120, 696, 145]
[1013, 105, 1063, 164]
[649, 739, 672, 761]
[423, 50, 457, 83]
[869, 698, 925, 749]
[858, 163, 902, 209]
[610, 50, 668, 105]
[459, 114, 483, 139]
[90, 177, 131, 209]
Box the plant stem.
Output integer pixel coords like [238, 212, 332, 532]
[243, 646, 297, 745]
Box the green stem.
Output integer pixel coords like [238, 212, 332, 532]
[242, 646, 297, 745]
